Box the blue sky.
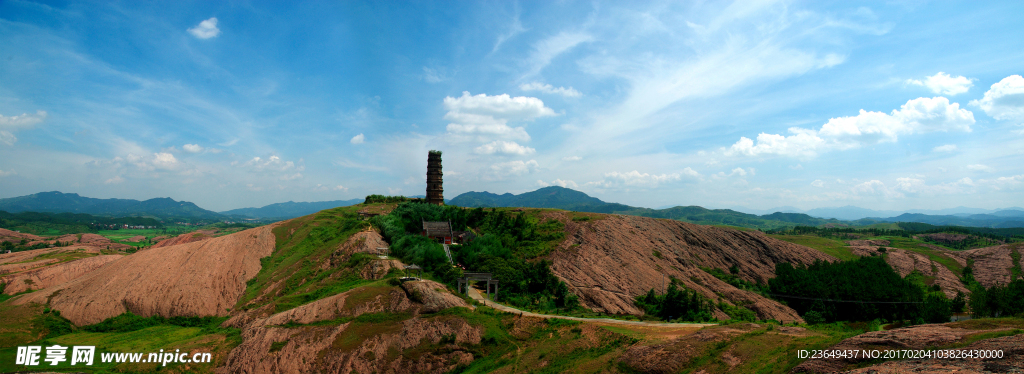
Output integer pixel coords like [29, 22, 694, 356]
[1, 0, 1023, 212]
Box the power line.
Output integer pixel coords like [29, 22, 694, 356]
[766, 293, 925, 304]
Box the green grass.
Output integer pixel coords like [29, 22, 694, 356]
[236, 205, 376, 312]
[0, 325, 237, 373]
[768, 234, 857, 261]
[874, 236, 964, 275]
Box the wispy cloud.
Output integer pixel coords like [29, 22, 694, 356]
[519, 82, 581, 97]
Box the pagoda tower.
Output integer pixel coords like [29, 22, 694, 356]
[426, 150, 444, 205]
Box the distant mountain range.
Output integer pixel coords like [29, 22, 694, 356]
[219, 199, 362, 218]
[449, 187, 845, 230]
[0, 191, 223, 220]
[450, 187, 1024, 229]
[3, 189, 1022, 229]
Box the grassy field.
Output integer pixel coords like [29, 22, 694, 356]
[768, 234, 857, 261]
[237, 205, 376, 313]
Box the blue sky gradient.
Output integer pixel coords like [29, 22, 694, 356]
[1, 0, 1022, 212]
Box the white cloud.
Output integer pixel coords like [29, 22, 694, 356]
[537, 179, 579, 189]
[151, 152, 180, 170]
[811, 179, 825, 187]
[726, 97, 974, 158]
[0, 169, 15, 177]
[967, 164, 994, 172]
[562, 156, 582, 161]
[105, 175, 124, 184]
[474, 141, 535, 155]
[488, 160, 539, 179]
[183, 144, 204, 153]
[588, 168, 700, 189]
[0, 110, 47, 146]
[188, 17, 221, 39]
[932, 144, 957, 152]
[981, 174, 1024, 190]
[906, 72, 974, 95]
[714, 167, 755, 179]
[971, 75, 1024, 124]
[519, 82, 582, 97]
[242, 155, 301, 173]
[851, 180, 902, 198]
[350, 133, 365, 144]
[893, 176, 975, 195]
[279, 173, 303, 181]
[444, 92, 556, 142]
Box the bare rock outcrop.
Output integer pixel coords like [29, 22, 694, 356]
[151, 230, 217, 249]
[793, 324, 1019, 373]
[1, 255, 123, 295]
[948, 244, 1021, 287]
[221, 283, 479, 374]
[400, 280, 469, 313]
[124, 235, 147, 243]
[847, 246, 969, 298]
[330, 230, 390, 265]
[619, 324, 762, 374]
[0, 228, 43, 242]
[360, 259, 404, 280]
[545, 213, 834, 322]
[12, 224, 279, 325]
[846, 333, 1024, 373]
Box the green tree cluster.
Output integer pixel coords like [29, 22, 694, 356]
[769, 256, 952, 323]
[634, 284, 715, 322]
[371, 203, 575, 311]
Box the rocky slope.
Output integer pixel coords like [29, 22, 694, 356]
[544, 212, 836, 323]
[794, 322, 1024, 373]
[11, 224, 279, 325]
[950, 244, 1021, 287]
[151, 230, 218, 248]
[1, 254, 123, 295]
[845, 242, 970, 298]
[221, 280, 477, 374]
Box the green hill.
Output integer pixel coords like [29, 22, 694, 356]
[0, 191, 224, 220]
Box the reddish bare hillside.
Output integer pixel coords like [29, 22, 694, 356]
[544, 212, 835, 322]
[794, 323, 1024, 373]
[222, 282, 477, 374]
[1, 255, 123, 294]
[846, 246, 969, 298]
[947, 244, 1022, 287]
[12, 224, 280, 325]
[151, 230, 218, 249]
[0, 228, 43, 241]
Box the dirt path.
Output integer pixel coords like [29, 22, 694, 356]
[466, 286, 717, 328]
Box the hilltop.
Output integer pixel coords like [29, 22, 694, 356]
[219, 199, 362, 219]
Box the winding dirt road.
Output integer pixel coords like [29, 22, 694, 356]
[466, 285, 717, 328]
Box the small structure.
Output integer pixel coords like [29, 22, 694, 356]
[458, 272, 499, 300]
[403, 264, 423, 279]
[376, 247, 389, 259]
[422, 220, 453, 244]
